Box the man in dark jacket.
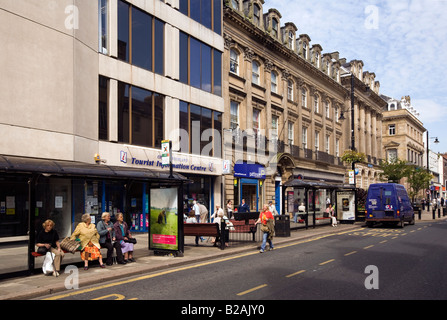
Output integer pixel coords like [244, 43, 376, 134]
[238, 199, 250, 213]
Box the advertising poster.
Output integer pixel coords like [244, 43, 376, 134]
[149, 188, 178, 251]
[336, 191, 356, 221]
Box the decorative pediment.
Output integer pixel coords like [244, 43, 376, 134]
[384, 141, 400, 148]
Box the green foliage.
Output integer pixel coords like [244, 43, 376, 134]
[379, 158, 410, 183]
[379, 158, 433, 201]
[341, 150, 366, 164]
[407, 167, 433, 201]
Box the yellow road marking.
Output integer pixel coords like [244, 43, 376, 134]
[44, 227, 364, 300]
[380, 240, 388, 244]
[319, 259, 335, 265]
[344, 251, 357, 256]
[92, 294, 125, 300]
[237, 284, 268, 296]
[364, 245, 374, 249]
[44, 252, 258, 300]
[286, 270, 306, 278]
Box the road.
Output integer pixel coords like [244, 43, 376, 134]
[41, 220, 447, 301]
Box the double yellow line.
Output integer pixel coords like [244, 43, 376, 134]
[45, 228, 363, 300]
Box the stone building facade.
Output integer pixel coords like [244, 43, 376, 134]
[222, 0, 385, 215]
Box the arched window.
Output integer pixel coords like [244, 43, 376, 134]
[325, 100, 330, 118]
[301, 88, 307, 108]
[271, 71, 278, 93]
[287, 80, 294, 101]
[252, 61, 260, 85]
[288, 31, 294, 50]
[230, 49, 239, 75]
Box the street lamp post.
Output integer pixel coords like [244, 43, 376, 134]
[340, 74, 358, 186]
[426, 131, 439, 211]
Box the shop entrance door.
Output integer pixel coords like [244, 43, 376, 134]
[240, 179, 258, 212]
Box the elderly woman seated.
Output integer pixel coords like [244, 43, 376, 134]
[97, 212, 126, 265]
[71, 213, 105, 270]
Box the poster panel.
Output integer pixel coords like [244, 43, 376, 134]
[149, 188, 178, 251]
[336, 191, 356, 221]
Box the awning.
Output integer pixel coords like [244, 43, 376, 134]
[284, 179, 353, 190]
[0, 155, 192, 185]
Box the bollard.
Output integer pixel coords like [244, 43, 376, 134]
[433, 209, 436, 219]
[438, 208, 441, 218]
[418, 209, 422, 220]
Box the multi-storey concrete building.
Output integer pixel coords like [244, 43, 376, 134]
[0, 0, 224, 274]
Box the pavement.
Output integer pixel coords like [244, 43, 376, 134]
[0, 210, 444, 300]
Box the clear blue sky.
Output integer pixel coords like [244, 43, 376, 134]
[267, 0, 447, 153]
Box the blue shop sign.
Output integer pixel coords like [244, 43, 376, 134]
[234, 163, 266, 179]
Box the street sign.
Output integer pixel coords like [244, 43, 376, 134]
[222, 160, 231, 174]
[349, 170, 355, 185]
[161, 140, 170, 165]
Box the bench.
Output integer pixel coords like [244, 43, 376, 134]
[31, 250, 71, 257]
[184, 223, 223, 249]
[229, 219, 258, 241]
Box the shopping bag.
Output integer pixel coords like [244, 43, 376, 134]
[42, 252, 55, 274]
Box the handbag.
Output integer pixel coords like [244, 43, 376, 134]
[260, 224, 269, 233]
[60, 237, 80, 253]
[124, 238, 137, 244]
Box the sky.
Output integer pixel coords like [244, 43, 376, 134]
[266, 0, 447, 154]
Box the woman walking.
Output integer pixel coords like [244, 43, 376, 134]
[255, 204, 275, 253]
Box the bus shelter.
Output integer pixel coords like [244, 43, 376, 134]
[282, 179, 355, 229]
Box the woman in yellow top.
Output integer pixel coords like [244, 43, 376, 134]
[71, 213, 105, 270]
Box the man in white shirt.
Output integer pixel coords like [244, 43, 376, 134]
[193, 200, 201, 223]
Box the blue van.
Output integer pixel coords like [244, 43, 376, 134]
[365, 183, 415, 228]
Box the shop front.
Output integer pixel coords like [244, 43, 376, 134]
[0, 155, 190, 277]
[233, 162, 266, 213]
[99, 144, 223, 227]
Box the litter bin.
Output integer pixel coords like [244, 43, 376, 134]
[274, 215, 290, 237]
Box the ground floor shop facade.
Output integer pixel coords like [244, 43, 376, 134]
[0, 147, 222, 277]
[223, 152, 348, 222]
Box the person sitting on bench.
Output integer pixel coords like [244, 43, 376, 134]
[36, 219, 64, 277]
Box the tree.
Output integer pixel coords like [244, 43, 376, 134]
[379, 158, 432, 202]
[379, 158, 410, 183]
[407, 166, 432, 202]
